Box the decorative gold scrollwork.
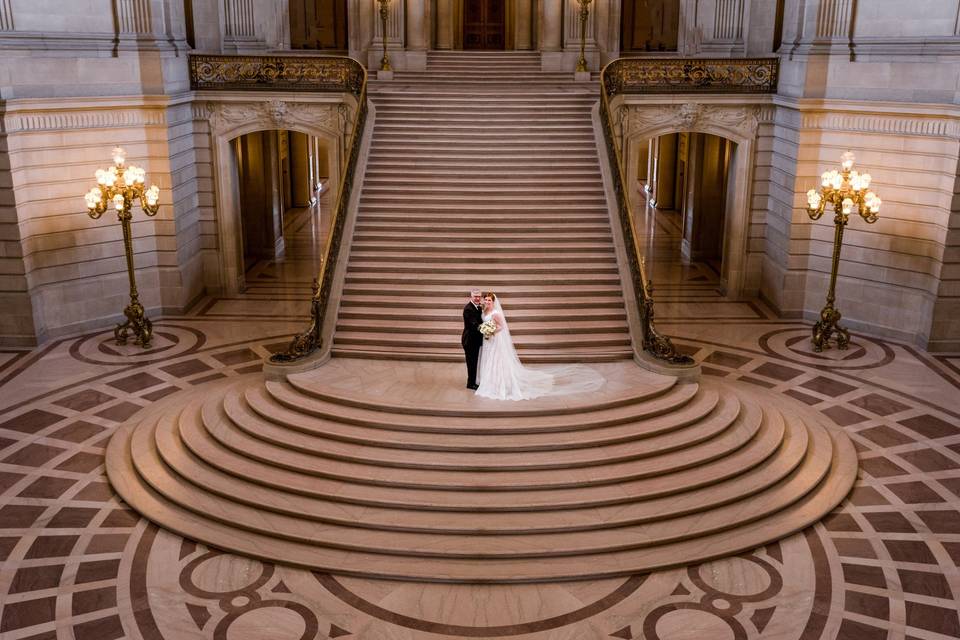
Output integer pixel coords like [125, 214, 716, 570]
[189, 54, 365, 97]
[604, 57, 778, 97]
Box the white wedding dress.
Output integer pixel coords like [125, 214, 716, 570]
[475, 298, 605, 401]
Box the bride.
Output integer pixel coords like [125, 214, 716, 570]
[475, 292, 605, 401]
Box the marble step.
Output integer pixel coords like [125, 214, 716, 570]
[270, 376, 688, 430]
[147, 404, 808, 535]
[229, 390, 737, 466]
[111, 420, 855, 582]
[339, 295, 624, 309]
[239, 384, 725, 453]
[333, 332, 632, 352]
[185, 393, 770, 489]
[148, 391, 785, 510]
[133, 411, 830, 560]
[329, 347, 634, 363]
[344, 272, 620, 286]
[337, 308, 626, 322]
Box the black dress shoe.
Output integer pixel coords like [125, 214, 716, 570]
[467, 384, 479, 390]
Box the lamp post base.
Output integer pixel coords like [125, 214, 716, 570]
[115, 300, 153, 348]
[811, 303, 849, 353]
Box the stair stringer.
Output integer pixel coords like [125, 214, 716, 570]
[264, 102, 378, 378]
[590, 102, 701, 381]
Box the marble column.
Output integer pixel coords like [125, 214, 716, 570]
[540, 0, 563, 69]
[515, 0, 533, 49]
[116, 0, 151, 33]
[655, 134, 677, 210]
[289, 132, 313, 208]
[435, 0, 454, 48]
[0, 0, 14, 30]
[406, 0, 428, 69]
[815, 0, 854, 38]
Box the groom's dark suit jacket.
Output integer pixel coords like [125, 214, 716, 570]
[462, 302, 484, 349]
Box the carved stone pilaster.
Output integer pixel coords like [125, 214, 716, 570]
[815, 0, 854, 39]
[116, 0, 151, 34]
[713, 0, 744, 40]
[0, 0, 13, 31]
[224, 0, 256, 37]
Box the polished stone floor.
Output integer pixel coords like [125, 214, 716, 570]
[1, 202, 959, 639]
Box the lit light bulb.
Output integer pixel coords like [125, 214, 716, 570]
[113, 194, 125, 211]
[861, 173, 871, 189]
[145, 184, 160, 207]
[112, 147, 127, 166]
[831, 172, 843, 190]
[84, 189, 100, 209]
[806, 189, 821, 209]
[841, 198, 854, 214]
[95, 169, 107, 185]
[869, 197, 881, 213]
[820, 171, 831, 187]
[134, 167, 145, 184]
[840, 151, 855, 171]
[122, 167, 135, 185]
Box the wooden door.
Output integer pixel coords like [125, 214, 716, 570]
[463, 0, 505, 49]
[290, 0, 348, 50]
[621, 0, 679, 52]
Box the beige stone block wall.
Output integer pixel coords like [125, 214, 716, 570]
[760, 100, 960, 346]
[1, 97, 197, 343]
[0, 128, 37, 345]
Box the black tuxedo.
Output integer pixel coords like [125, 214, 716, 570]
[462, 302, 484, 387]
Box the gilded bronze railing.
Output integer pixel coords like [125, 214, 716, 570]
[188, 54, 368, 364]
[189, 54, 365, 96]
[603, 57, 778, 96]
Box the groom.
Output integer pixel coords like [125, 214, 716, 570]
[461, 289, 484, 390]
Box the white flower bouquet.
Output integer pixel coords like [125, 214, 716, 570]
[478, 320, 496, 339]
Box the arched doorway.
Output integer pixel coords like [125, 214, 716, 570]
[463, 0, 506, 49]
[290, 0, 348, 51]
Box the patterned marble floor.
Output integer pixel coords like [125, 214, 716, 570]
[1, 203, 959, 640]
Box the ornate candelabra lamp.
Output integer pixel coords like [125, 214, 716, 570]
[805, 151, 881, 352]
[576, 0, 593, 72]
[376, 0, 391, 71]
[84, 148, 161, 348]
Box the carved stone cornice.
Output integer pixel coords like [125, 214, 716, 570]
[202, 99, 339, 137]
[624, 103, 760, 140]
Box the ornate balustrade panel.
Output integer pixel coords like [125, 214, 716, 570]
[603, 57, 778, 97]
[189, 54, 365, 97]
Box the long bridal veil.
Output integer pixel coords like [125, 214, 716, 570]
[475, 297, 606, 401]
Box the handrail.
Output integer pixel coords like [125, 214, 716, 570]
[187, 53, 367, 364]
[599, 59, 702, 366]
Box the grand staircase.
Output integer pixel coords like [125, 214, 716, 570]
[333, 52, 632, 362]
[105, 52, 858, 585]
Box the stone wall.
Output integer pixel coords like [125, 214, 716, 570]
[758, 0, 960, 347]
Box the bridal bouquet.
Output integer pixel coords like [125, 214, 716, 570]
[478, 321, 496, 339]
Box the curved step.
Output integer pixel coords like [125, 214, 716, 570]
[106, 369, 858, 583]
[149, 411, 809, 535]
[241, 385, 721, 452]
[228, 388, 736, 463]
[185, 395, 769, 488]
